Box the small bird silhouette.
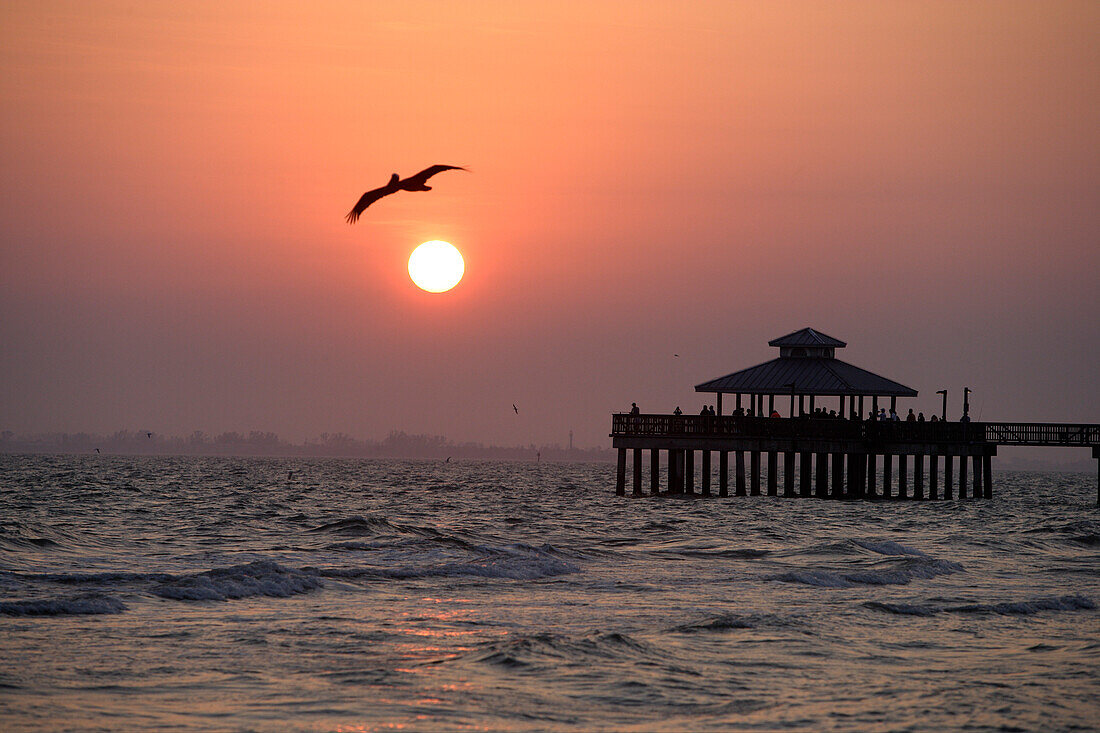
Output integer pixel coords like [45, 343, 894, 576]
[513, 404, 519, 414]
[345, 165, 466, 223]
[146, 432, 152, 438]
[94, 448, 100, 454]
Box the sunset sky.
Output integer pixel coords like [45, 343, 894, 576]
[2, 1, 1097, 449]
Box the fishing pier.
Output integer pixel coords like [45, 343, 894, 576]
[611, 329, 1100, 502]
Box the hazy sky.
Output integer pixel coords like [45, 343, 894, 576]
[2, 1, 1097, 448]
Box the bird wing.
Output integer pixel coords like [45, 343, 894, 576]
[403, 164, 466, 187]
[345, 183, 398, 223]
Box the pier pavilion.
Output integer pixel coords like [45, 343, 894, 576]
[611, 328, 1100, 503]
[695, 328, 917, 420]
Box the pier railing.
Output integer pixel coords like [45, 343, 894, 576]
[983, 422, 1100, 447]
[612, 414, 1100, 447]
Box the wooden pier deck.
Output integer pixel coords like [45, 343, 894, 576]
[610, 415, 1100, 502]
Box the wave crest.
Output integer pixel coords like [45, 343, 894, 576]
[770, 558, 963, 588]
[153, 560, 322, 601]
[865, 595, 1094, 617]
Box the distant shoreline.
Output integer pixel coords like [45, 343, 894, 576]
[0, 430, 615, 463]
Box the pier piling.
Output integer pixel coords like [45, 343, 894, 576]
[616, 448, 626, 496]
[866, 453, 877, 499]
[815, 452, 828, 498]
[898, 454, 908, 499]
[914, 454, 924, 500]
[973, 454, 982, 499]
[767, 451, 778, 496]
[883, 454, 893, 499]
[930, 453, 939, 500]
[784, 452, 796, 497]
[944, 453, 953, 500]
[959, 454, 968, 499]
[799, 452, 812, 496]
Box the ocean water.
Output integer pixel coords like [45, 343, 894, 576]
[1, 454, 1097, 732]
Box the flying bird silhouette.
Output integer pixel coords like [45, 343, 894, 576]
[345, 165, 466, 223]
[513, 404, 519, 414]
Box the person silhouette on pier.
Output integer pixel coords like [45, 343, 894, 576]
[673, 406, 683, 415]
[629, 402, 640, 415]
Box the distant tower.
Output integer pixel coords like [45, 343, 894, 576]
[569, 430, 573, 451]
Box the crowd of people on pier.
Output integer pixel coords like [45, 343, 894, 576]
[629, 402, 953, 423]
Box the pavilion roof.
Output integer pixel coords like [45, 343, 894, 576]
[695, 356, 917, 397]
[768, 327, 846, 348]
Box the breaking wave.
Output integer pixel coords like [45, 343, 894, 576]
[464, 630, 656, 669]
[865, 595, 1095, 617]
[317, 543, 579, 581]
[853, 540, 929, 557]
[152, 560, 322, 601]
[672, 613, 758, 632]
[769, 558, 963, 588]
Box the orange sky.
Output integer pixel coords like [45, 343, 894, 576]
[1, 1, 1098, 447]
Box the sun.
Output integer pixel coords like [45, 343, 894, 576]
[408, 240, 464, 293]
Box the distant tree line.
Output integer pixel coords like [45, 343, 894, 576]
[0, 429, 613, 462]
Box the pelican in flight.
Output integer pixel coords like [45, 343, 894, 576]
[345, 165, 466, 223]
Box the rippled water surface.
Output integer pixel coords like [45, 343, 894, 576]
[1, 454, 1098, 731]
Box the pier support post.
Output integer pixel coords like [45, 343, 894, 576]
[735, 451, 746, 496]
[665, 451, 674, 493]
[959, 452, 968, 499]
[1095, 447, 1100, 506]
[651, 449, 660, 495]
[846, 453, 861, 498]
[685, 450, 695, 494]
[815, 452, 829, 498]
[750, 451, 761, 495]
[898, 454, 908, 499]
[616, 448, 626, 495]
[929, 453, 939, 500]
[972, 454, 982, 499]
[866, 453, 877, 499]
[799, 451, 812, 497]
[944, 454, 954, 500]
[719, 451, 728, 497]
[990, 451, 998, 497]
[632, 449, 643, 495]
[702, 450, 712, 496]
[767, 452, 778, 496]
[881, 454, 892, 499]
[783, 452, 796, 497]
[831, 452, 844, 499]
[914, 453, 924, 500]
